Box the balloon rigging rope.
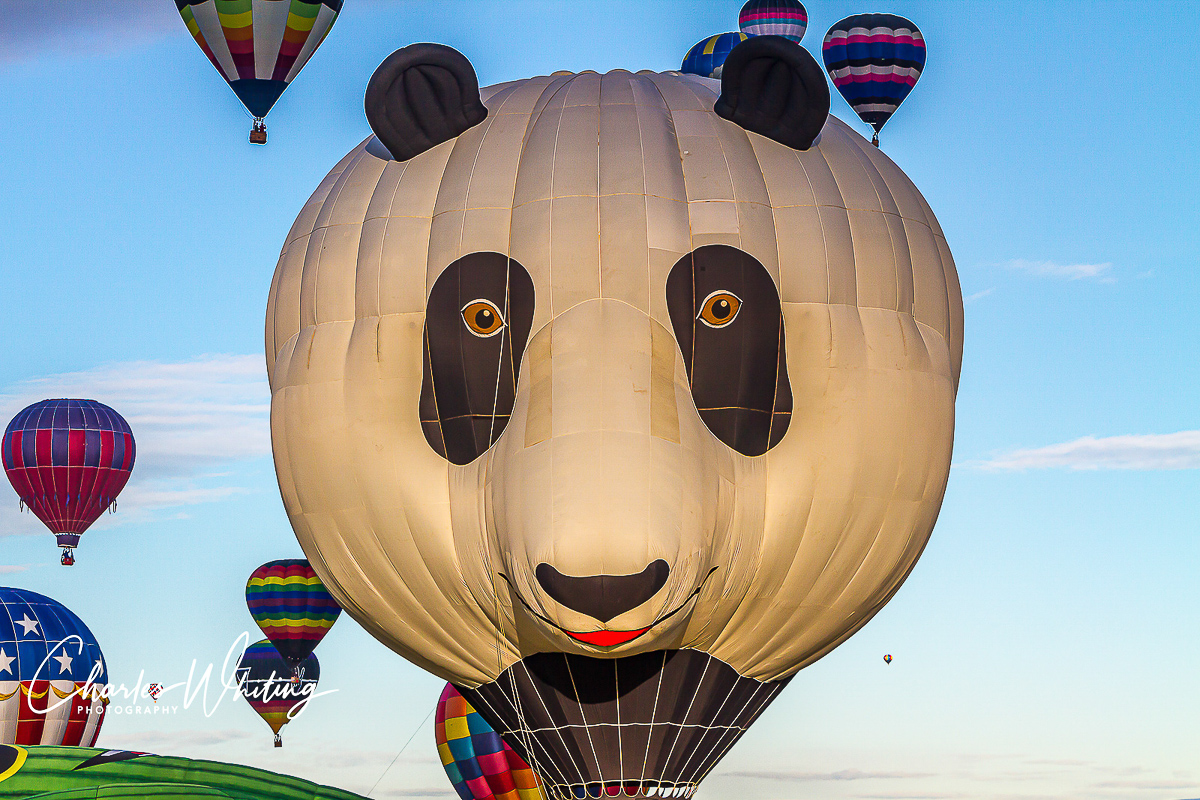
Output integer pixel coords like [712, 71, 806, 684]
[367, 701, 436, 797]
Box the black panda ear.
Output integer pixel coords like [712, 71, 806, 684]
[364, 43, 489, 162]
[714, 36, 830, 151]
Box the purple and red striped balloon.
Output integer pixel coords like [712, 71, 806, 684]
[2, 399, 135, 564]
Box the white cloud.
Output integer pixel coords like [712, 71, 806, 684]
[0, 355, 269, 533]
[0, 1, 183, 63]
[0, 564, 31, 574]
[114, 728, 254, 750]
[1003, 259, 1115, 282]
[716, 769, 934, 782]
[975, 431, 1200, 471]
[964, 288, 995, 303]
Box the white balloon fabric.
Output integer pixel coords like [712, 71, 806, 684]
[267, 57, 961, 798]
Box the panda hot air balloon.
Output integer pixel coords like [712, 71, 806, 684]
[822, 13, 927, 146]
[269, 39, 961, 799]
[175, 0, 342, 144]
[3, 400, 135, 566]
[0, 588, 108, 747]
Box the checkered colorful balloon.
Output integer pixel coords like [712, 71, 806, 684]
[435, 683, 541, 800]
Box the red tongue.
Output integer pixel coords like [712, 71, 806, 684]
[566, 628, 649, 647]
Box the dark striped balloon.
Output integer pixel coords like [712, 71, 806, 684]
[2, 400, 135, 561]
[739, 0, 807, 43]
[245, 560, 341, 671]
[235, 639, 319, 747]
[822, 13, 926, 144]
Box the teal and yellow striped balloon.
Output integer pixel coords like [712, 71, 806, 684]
[245, 559, 341, 671]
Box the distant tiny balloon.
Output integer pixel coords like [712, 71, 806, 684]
[739, 0, 808, 43]
[883, 654, 892, 664]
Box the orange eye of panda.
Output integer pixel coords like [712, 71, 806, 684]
[461, 299, 506, 337]
[697, 291, 741, 328]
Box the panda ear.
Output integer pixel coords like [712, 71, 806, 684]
[714, 36, 830, 151]
[364, 43, 489, 162]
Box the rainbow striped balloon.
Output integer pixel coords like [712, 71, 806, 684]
[739, 0, 808, 43]
[246, 559, 340, 671]
[236, 639, 319, 747]
[175, 0, 341, 121]
[436, 684, 542, 800]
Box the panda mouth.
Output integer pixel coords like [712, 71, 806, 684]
[500, 567, 718, 648]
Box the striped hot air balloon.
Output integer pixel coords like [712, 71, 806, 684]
[235, 639, 319, 747]
[2, 400, 135, 566]
[822, 13, 927, 146]
[436, 684, 542, 800]
[680, 32, 749, 79]
[0, 588, 108, 748]
[245, 559, 340, 677]
[175, 0, 342, 143]
[738, 0, 808, 43]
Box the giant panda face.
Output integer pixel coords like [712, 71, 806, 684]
[266, 45, 962, 689]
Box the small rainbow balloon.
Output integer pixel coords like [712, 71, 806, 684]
[246, 559, 341, 674]
[436, 684, 542, 800]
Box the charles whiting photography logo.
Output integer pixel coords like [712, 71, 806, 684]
[6, 631, 335, 721]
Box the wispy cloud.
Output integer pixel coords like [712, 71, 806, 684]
[717, 769, 934, 782]
[0, 565, 31, 574]
[964, 287, 995, 304]
[0, 1, 182, 64]
[974, 431, 1200, 471]
[0, 355, 269, 532]
[114, 728, 254, 749]
[1094, 779, 1199, 790]
[1003, 258, 1115, 283]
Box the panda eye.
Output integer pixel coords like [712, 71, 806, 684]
[697, 291, 741, 328]
[461, 300, 506, 337]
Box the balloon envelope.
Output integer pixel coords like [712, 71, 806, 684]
[822, 13, 926, 136]
[680, 32, 748, 79]
[739, 0, 807, 42]
[0, 744, 369, 798]
[436, 684, 541, 800]
[175, 0, 342, 120]
[235, 640, 318, 743]
[245, 559, 340, 670]
[0, 587, 108, 747]
[2, 399, 135, 556]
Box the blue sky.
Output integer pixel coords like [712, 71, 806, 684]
[0, 1, 1197, 799]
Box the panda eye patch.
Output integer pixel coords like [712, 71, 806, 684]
[462, 299, 505, 337]
[697, 291, 740, 328]
[666, 245, 792, 457]
[419, 253, 535, 465]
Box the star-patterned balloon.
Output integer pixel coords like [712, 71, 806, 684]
[0, 586, 108, 746]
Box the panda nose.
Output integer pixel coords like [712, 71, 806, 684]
[535, 560, 670, 623]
